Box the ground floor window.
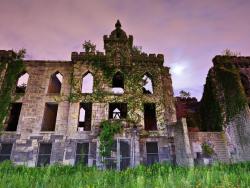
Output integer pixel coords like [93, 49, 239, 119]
[37, 143, 52, 166]
[75, 143, 89, 165]
[0, 143, 13, 162]
[146, 142, 159, 165]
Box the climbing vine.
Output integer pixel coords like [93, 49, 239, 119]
[99, 120, 122, 157]
[0, 50, 26, 130]
[200, 56, 248, 131]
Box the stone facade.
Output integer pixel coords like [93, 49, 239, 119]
[0, 21, 182, 168]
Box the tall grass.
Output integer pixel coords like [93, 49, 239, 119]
[0, 161, 249, 188]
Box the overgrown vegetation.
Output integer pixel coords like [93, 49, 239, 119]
[0, 49, 25, 130]
[99, 120, 122, 157]
[0, 161, 250, 187]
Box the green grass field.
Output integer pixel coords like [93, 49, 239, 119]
[0, 161, 249, 188]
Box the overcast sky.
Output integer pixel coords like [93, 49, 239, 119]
[1, 0, 250, 100]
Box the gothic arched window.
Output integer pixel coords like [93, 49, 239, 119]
[142, 73, 153, 94]
[16, 72, 29, 93]
[47, 71, 63, 94]
[81, 72, 94, 94]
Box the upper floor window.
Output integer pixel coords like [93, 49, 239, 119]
[16, 72, 29, 93]
[81, 72, 93, 94]
[142, 73, 153, 94]
[78, 103, 92, 131]
[41, 103, 58, 131]
[5, 103, 22, 131]
[112, 71, 124, 94]
[47, 71, 63, 94]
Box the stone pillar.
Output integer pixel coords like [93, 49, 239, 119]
[174, 118, 194, 166]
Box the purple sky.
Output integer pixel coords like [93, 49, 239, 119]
[1, 0, 250, 99]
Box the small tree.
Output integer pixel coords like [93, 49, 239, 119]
[179, 90, 190, 98]
[82, 40, 96, 53]
[132, 46, 142, 55]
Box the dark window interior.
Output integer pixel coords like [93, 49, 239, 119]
[0, 143, 13, 162]
[109, 103, 127, 119]
[75, 143, 89, 165]
[112, 72, 124, 88]
[47, 72, 62, 94]
[120, 140, 130, 170]
[144, 103, 157, 130]
[146, 142, 159, 165]
[5, 103, 22, 131]
[37, 143, 52, 167]
[78, 103, 92, 131]
[41, 103, 58, 131]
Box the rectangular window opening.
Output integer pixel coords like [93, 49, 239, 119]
[5, 103, 22, 131]
[144, 103, 157, 130]
[146, 142, 159, 165]
[109, 103, 127, 119]
[78, 103, 92, 131]
[41, 103, 58, 131]
[37, 143, 52, 167]
[0, 143, 13, 162]
[75, 143, 89, 165]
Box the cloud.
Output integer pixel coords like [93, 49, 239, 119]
[0, 0, 250, 100]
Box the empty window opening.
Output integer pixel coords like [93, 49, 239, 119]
[109, 103, 127, 119]
[41, 103, 58, 131]
[120, 140, 130, 170]
[47, 72, 63, 94]
[142, 74, 153, 94]
[240, 73, 250, 97]
[78, 103, 92, 131]
[16, 72, 29, 93]
[146, 142, 159, 165]
[37, 143, 52, 167]
[144, 103, 157, 130]
[81, 72, 93, 93]
[5, 103, 22, 131]
[0, 143, 13, 162]
[112, 72, 124, 89]
[75, 143, 89, 165]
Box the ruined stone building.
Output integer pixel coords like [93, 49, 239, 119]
[0, 21, 249, 169]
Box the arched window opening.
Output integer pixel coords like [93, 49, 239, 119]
[81, 72, 93, 94]
[47, 72, 63, 94]
[112, 71, 124, 94]
[142, 74, 153, 94]
[16, 72, 29, 93]
[240, 73, 250, 97]
[78, 103, 92, 131]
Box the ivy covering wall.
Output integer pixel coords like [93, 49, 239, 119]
[0, 51, 25, 130]
[200, 56, 248, 131]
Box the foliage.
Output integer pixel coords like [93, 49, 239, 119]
[202, 141, 215, 157]
[99, 120, 122, 157]
[132, 46, 142, 55]
[222, 48, 241, 57]
[0, 49, 25, 130]
[215, 64, 247, 122]
[179, 90, 190, 98]
[0, 161, 250, 187]
[82, 40, 96, 53]
[200, 70, 223, 131]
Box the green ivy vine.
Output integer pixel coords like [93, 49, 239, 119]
[0, 50, 26, 130]
[99, 120, 122, 157]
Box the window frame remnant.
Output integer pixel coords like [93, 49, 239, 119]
[41, 103, 58, 131]
[75, 142, 89, 165]
[144, 103, 157, 130]
[0, 143, 13, 162]
[37, 143, 52, 167]
[109, 103, 127, 119]
[47, 71, 63, 94]
[5, 103, 22, 131]
[78, 103, 92, 131]
[146, 142, 159, 165]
